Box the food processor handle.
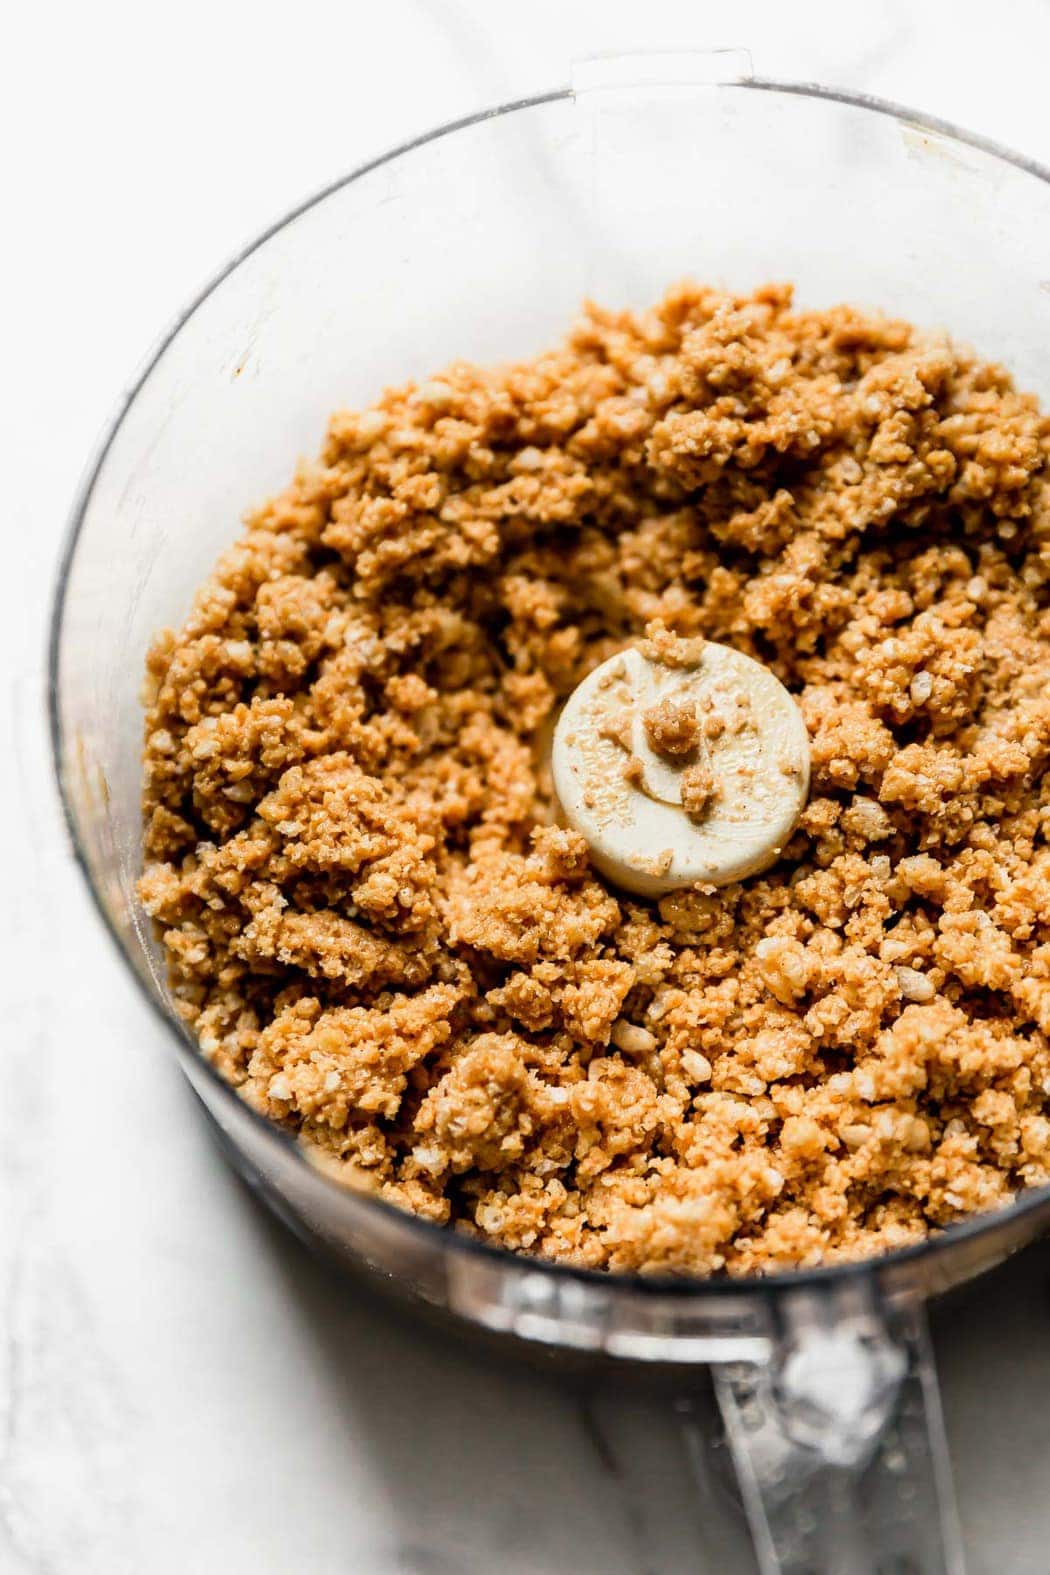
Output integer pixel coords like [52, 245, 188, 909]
[712, 1283, 966, 1573]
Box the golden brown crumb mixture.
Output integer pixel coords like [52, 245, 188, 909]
[680, 761, 717, 823]
[139, 283, 1050, 1276]
[642, 695, 701, 758]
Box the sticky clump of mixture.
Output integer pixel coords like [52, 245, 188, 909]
[642, 695, 701, 759]
[140, 283, 1050, 1276]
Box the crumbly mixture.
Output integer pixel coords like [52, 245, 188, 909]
[140, 283, 1050, 1276]
[642, 695, 701, 759]
[680, 760, 717, 822]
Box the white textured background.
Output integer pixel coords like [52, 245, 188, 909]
[5, 2, 1050, 1570]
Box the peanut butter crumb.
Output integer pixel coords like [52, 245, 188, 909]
[680, 761, 717, 821]
[642, 696, 700, 759]
[140, 281, 1050, 1279]
[598, 709, 634, 752]
[638, 620, 706, 669]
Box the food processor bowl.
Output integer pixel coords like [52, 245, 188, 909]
[49, 51, 1050, 1573]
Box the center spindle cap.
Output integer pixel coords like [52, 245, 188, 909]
[551, 632, 810, 897]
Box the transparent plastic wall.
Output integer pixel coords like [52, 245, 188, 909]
[52, 56, 1050, 1573]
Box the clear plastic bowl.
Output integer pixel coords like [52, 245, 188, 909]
[49, 51, 1050, 1573]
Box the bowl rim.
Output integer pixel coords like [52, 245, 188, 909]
[48, 70, 1050, 1305]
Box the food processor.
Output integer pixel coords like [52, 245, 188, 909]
[49, 50, 1050, 1573]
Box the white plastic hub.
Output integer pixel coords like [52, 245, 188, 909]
[551, 638, 810, 898]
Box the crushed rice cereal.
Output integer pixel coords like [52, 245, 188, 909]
[140, 283, 1050, 1276]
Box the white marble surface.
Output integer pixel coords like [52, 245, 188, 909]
[7, 1, 1050, 1569]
